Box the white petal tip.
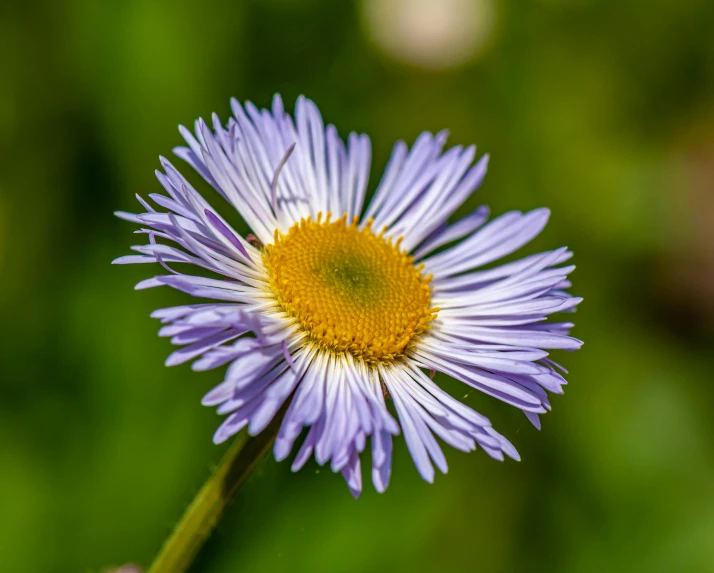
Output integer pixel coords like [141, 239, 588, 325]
[274, 441, 292, 462]
[212, 432, 231, 445]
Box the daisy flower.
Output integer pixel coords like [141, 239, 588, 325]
[114, 95, 582, 498]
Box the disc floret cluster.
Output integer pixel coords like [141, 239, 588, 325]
[263, 213, 437, 363]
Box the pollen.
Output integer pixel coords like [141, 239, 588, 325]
[263, 214, 438, 363]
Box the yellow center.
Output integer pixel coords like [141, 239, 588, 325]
[263, 214, 437, 363]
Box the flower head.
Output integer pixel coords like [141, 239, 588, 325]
[114, 95, 582, 497]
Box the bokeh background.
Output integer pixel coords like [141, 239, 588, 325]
[2, 0, 714, 571]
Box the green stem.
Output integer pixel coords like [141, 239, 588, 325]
[147, 416, 281, 573]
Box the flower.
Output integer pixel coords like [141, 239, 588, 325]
[114, 95, 582, 497]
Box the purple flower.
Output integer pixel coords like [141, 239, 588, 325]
[114, 95, 582, 498]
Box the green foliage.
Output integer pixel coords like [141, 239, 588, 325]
[1, 0, 713, 571]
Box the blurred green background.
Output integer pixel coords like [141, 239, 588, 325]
[2, 0, 714, 571]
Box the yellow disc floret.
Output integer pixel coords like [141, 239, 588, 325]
[263, 214, 437, 363]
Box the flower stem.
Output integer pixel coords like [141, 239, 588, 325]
[147, 417, 281, 573]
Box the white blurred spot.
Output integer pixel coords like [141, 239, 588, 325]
[362, 0, 495, 70]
